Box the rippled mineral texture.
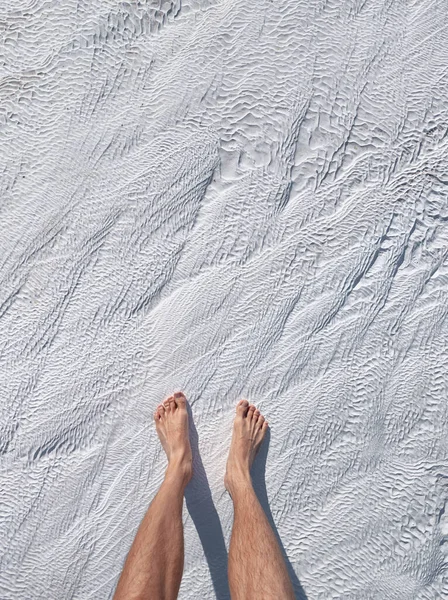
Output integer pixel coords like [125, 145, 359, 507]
[1, 1, 448, 599]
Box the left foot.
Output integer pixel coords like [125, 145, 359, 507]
[154, 392, 193, 485]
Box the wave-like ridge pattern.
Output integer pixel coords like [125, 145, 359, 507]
[1, 0, 448, 598]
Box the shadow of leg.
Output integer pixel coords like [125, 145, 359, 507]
[184, 410, 231, 600]
[251, 429, 308, 600]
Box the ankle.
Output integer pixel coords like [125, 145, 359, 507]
[165, 455, 193, 486]
[224, 465, 253, 496]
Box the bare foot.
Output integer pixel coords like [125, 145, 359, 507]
[225, 399, 268, 495]
[154, 391, 193, 485]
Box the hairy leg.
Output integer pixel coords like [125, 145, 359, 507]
[225, 400, 295, 600]
[113, 392, 192, 600]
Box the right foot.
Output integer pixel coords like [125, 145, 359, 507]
[224, 400, 268, 494]
[154, 391, 193, 485]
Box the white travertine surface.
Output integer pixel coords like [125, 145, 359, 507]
[1, 1, 448, 599]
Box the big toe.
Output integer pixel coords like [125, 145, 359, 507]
[174, 391, 187, 408]
[236, 399, 249, 417]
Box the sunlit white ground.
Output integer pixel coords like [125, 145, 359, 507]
[1, 1, 448, 599]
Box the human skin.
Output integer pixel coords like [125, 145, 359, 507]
[113, 392, 295, 600]
[113, 392, 192, 600]
[225, 399, 295, 599]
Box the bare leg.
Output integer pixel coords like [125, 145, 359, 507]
[114, 392, 192, 600]
[225, 400, 295, 600]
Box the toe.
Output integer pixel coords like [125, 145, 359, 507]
[236, 399, 249, 417]
[174, 391, 187, 409]
[169, 395, 176, 411]
[163, 397, 172, 412]
[157, 404, 165, 418]
[257, 414, 265, 428]
[247, 404, 256, 420]
[254, 409, 261, 418]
